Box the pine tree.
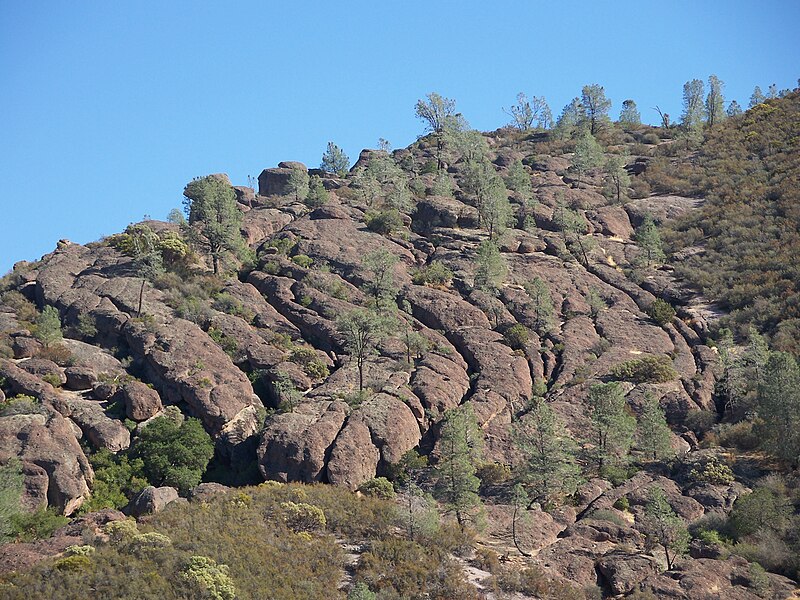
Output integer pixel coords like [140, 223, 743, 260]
[320, 142, 350, 176]
[637, 393, 674, 461]
[571, 131, 603, 184]
[618, 99, 641, 128]
[415, 92, 462, 170]
[749, 86, 766, 108]
[287, 166, 309, 202]
[555, 97, 584, 138]
[433, 404, 483, 529]
[362, 249, 399, 314]
[588, 382, 636, 475]
[524, 277, 555, 335]
[642, 487, 690, 570]
[726, 100, 743, 117]
[705, 75, 726, 128]
[473, 240, 507, 292]
[681, 79, 705, 131]
[514, 399, 580, 503]
[34, 305, 63, 347]
[305, 175, 329, 208]
[581, 84, 612, 135]
[336, 309, 387, 391]
[505, 159, 532, 204]
[755, 352, 800, 468]
[603, 153, 631, 203]
[634, 215, 665, 266]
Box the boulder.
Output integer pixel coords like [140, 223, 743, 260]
[129, 486, 179, 517]
[119, 381, 163, 421]
[64, 366, 98, 390]
[258, 167, 295, 196]
[18, 358, 66, 386]
[189, 482, 230, 503]
[597, 552, 660, 595]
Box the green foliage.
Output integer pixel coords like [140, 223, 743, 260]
[183, 175, 243, 275]
[611, 354, 677, 383]
[619, 99, 642, 128]
[80, 449, 148, 513]
[681, 78, 706, 131]
[462, 155, 512, 239]
[34, 305, 62, 347]
[336, 309, 388, 391]
[581, 83, 612, 134]
[647, 298, 676, 326]
[290, 254, 313, 268]
[365, 208, 403, 235]
[0, 394, 44, 417]
[505, 159, 532, 201]
[514, 399, 580, 503]
[288, 347, 329, 380]
[603, 153, 631, 203]
[728, 487, 792, 539]
[130, 416, 214, 493]
[182, 555, 236, 600]
[689, 457, 735, 485]
[571, 131, 603, 182]
[211, 292, 255, 323]
[415, 92, 462, 170]
[430, 170, 454, 197]
[634, 215, 665, 266]
[754, 351, 800, 467]
[642, 487, 690, 570]
[10, 508, 68, 542]
[362, 248, 399, 313]
[320, 142, 350, 176]
[0, 459, 23, 542]
[287, 167, 309, 202]
[305, 174, 329, 208]
[411, 261, 453, 287]
[280, 501, 327, 532]
[524, 277, 555, 335]
[588, 382, 636, 475]
[357, 477, 396, 500]
[636, 393, 675, 461]
[347, 582, 376, 600]
[433, 404, 483, 529]
[502, 324, 529, 350]
[473, 240, 506, 292]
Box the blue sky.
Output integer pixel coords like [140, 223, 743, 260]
[1, 1, 798, 274]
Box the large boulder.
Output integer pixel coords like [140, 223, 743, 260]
[129, 486, 179, 516]
[119, 381, 163, 421]
[258, 167, 296, 196]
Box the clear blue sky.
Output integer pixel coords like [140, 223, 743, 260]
[1, 1, 798, 274]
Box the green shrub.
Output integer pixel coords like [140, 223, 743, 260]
[611, 354, 677, 383]
[411, 261, 453, 286]
[291, 254, 313, 268]
[10, 508, 68, 541]
[34, 306, 63, 347]
[588, 508, 628, 528]
[502, 324, 529, 350]
[475, 462, 512, 486]
[212, 292, 255, 323]
[647, 298, 676, 326]
[65, 544, 95, 556]
[357, 477, 396, 500]
[53, 555, 91, 572]
[288, 347, 330, 379]
[279, 501, 326, 532]
[689, 457, 735, 485]
[365, 209, 403, 235]
[181, 555, 236, 600]
[0, 395, 44, 417]
[613, 496, 631, 511]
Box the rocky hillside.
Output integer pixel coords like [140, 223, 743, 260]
[0, 94, 798, 599]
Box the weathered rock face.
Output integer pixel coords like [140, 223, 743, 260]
[258, 167, 296, 196]
[0, 412, 93, 515]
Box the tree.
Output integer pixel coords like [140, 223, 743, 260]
[0, 459, 23, 542]
[603, 153, 631, 203]
[642, 487, 689, 570]
[34, 305, 63, 347]
[362, 249, 399, 313]
[581, 84, 612, 135]
[433, 404, 483, 529]
[430, 171, 454, 197]
[123, 223, 165, 316]
[618, 99, 641, 128]
[647, 299, 676, 326]
[681, 79, 706, 131]
[400, 483, 439, 542]
[571, 131, 603, 184]
[287, 167, 309, 202]
[637, 393, 674, 461]
[553, 203, 592, 266]
[524, 277, 555, 335]
[183, 175, 243, 275]
[505, 159, 532, 203]
[337, 309, 387, 391]
[473, 240, 506, 292]
[634, 215, 665, 266]
[705, 75, 726, 128]
[130, 416, 215, 493]
[749, 85, 766, 108]
[348, 582, 377, 600]
[588, 382, 636, 475]
[726, 100, 743, 117]
[514, 399, 580, 503]
[504, 93, 552, 130]
[509, 483, 531, 556]
[728, 486, 792, 539]
[754, 352, 800, 468]
[415, 92, 461, 170]
[305, 175, 329, 208]
[320, 142, 350, 176]
[459, 139, 512, 239]
[554, 97, 584, 138]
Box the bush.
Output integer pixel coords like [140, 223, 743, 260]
[647, 298, 676, 326]
[411, 261, 453, 286]
[685, 410, 717, 436]
[130, 416, 214, 493]
[613, 496, 630, 511]
[181, 555, 236, 600]
[365, 209, 403, 235]
[288, 347, 330, 379]
[291, 254, 313, 268]
[358, 477, 396, 500]
[611, 354, 677, 383]
[689, 457, 735, 485]
[53, 555, 92, 572]
[10, 508, 68, 541]
[34, 305, 63, 346]
[475, 462, 512, 486]
[501, 324, 529, 351]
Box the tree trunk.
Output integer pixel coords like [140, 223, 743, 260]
[512, 503, 532, 557]
[137, 278, 146, 317]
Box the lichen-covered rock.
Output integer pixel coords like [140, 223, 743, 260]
[129, 486, 179, 516]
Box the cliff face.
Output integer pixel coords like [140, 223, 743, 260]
[1, 110, 797, 597]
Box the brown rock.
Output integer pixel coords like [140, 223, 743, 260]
[120, 381, 163, 421]
[129, 486, 179, 516]
[597, 551, 660, 595]
[258, 167, 296, 196]
[18, 358, 66, 386]
[64, 366, 98, 390]
[189, 482, 230, 502]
